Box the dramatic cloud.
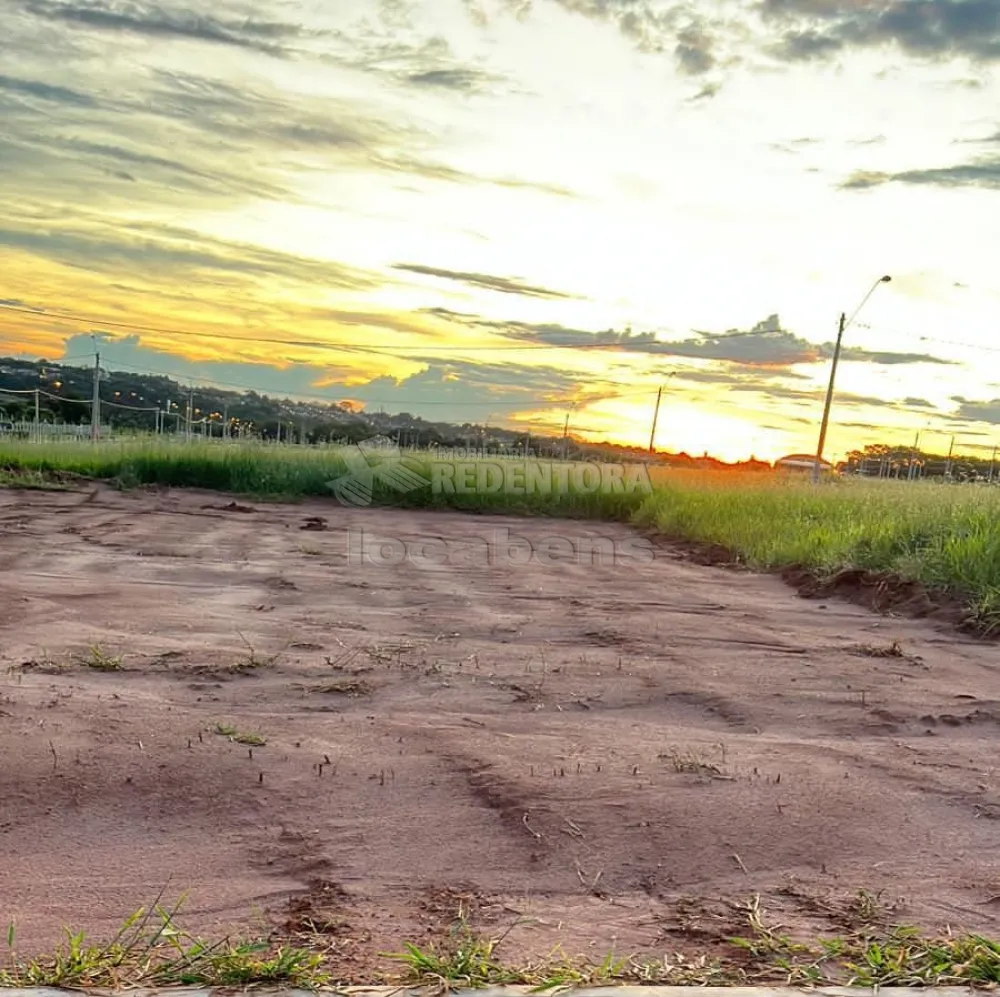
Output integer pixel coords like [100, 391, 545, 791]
[474, 312, 953, 367]
[0, 72, 98, 106]
[674, 22, 717, 74]
[476, 0, 1000, 84]
[348, 358, 588, 413]
[843, 157, 1000, 191]
[470, 0, 721, 76]
[24, 0, 307, 56]
[953, 397, 1000, 425]
[407, 68, 494, 90]
[323, 27, 507, 95]
[762, 0, 1000, 65]
[393, 263, 581, 299]
[0, 216, 382, 291]
[53, 332, 403, 405]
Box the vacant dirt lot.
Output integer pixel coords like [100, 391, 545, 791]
[2, 483, 1000, 976]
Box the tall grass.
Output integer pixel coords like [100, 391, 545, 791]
[0, 438, 642, 518]
[2, 438, 998, 625]
[634, 471, 1000, 626]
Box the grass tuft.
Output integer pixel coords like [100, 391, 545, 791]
[213, 723, 267, 746]
[6, 892, 1000, 990]
[77, 645, 124, 671]
[1, 898, 328, 989]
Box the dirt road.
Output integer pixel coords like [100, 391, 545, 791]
[2, 484, 999, 975]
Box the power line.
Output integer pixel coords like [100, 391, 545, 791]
[4, 348, 664, 414]
[103, 358, 661, 409]
[856, 323, 1000, 355]
[0, 301, 637, 355]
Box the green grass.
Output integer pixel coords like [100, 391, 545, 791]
[76, 644, 124, 671]
[0, 437, 642, 517]
[1, 899, 328, 989]
[0, 466, 71, 489]
[3, 437, 1000, 631]
[634, 470, 1000, 632]
[7, 893, 1000, 989]
[213, 723, 267, 746]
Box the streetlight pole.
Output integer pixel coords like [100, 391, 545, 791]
[648, 373, 677, 455]
[562, 401, 579, 460]
[812, 275, 891, 483]
[648, 386, 663, 454]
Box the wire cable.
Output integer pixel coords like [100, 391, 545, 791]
[0, 301, 648, 355]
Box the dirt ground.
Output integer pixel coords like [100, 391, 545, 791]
[3, 482, 1000, 978]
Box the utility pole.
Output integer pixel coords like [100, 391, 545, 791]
[185, 389, 193, 442]
[648, 385, 663, 453]
[989, 444, 997, 484]
[813, 276, 892, 483]
[945, 435, 955, 479]
[90, 351, 101, 441]
[813, 311, 846, 483]
[562, 411, 571, 460]
[34, 388, 40, 442]
[223, 405, 228, 440]
[908, 430, 920, 481]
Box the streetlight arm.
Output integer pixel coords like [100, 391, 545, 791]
[844, 275, 892, 334]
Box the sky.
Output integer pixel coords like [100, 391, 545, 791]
[1, 0, 999, 462]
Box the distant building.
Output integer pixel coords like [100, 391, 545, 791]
[774, 453, 833, 474]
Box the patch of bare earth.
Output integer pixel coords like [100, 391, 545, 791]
[3, 484, 1000, 980]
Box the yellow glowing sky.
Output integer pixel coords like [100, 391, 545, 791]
[1, 0, 999, 462]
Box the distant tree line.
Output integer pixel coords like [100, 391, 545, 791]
[0, 356, 659, 462]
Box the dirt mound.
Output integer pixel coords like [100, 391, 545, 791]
[638, 526, 986, 637]
[638, 528, 743, 568]
[781, 564, 982, 634]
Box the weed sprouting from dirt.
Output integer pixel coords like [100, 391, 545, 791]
[6, 889, 1000, 989]
[230, 633, 279, 674]
[845, 930, 1000, 986]
[77, 645, 124, 671]
[312, 678, 373, 696]
[715, 892, 1000, 987]
[849, 888, 897, 927]
[850, 640, 906, 658]
[389, 929, 518, 987]
[387, 920, 633, 991]
[0, 898, 328, 989]
[213, 723, 267, 747]
[658, 746, 724, 776]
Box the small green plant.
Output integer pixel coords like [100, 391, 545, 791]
[850, 641, 905, 658]
[388, 922, 631, 990]
[390, 929, 517, 987]
[312, 678, 373, 696]
[658, 746, 724, 776]
[230, 633, 279, 674]
[78, 645, 124, 671]
[846, 929, 1000, 986]
[0, 898, 328, 989]
[213, 723, 266, 746]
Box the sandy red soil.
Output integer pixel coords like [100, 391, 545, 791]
[2, 483, 1000, 976]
